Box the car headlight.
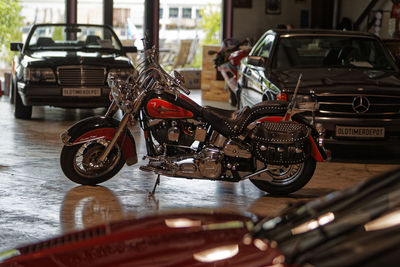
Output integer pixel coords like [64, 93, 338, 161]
[289, 94, 319, 110]
[24, 67, 56, 82]
[109, 68, 136, 80]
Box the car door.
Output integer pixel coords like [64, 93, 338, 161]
[240, 33, 275, 107]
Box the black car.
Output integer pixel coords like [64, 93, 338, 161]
[10, 23, 137, 119]
[238, 29, 400, 145]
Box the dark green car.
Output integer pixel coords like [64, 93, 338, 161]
[238, 29, 400, 146]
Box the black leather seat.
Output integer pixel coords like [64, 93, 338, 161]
[202, 106, 251, 137]
[201, 101, 288, 137]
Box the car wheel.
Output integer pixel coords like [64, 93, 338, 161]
[14, 89, 32, 120]
[9, 77, 15, 104]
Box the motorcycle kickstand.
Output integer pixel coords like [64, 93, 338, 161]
[148, 174, 160, 198]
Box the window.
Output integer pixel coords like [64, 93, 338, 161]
[196, 9, 202, 19]
[169, 7, 179, 18]
[275, 36, 395, 70]
[182, 8, 192, 18]
[160, 8, 164, 18]
[113, 8, 130, 27]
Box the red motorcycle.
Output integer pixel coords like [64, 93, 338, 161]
[209, 38, 251, 107]
[60, 46, 329, 196]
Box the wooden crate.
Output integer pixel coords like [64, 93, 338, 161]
[201, 45, 229, 102]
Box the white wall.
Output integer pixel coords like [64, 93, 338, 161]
[233, 0, 311, 42]
[232, 0, 395, 42]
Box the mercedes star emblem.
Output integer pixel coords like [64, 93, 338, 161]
[352, 96, 370, 113]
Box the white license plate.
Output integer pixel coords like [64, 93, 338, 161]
[336, 126, 385, 138]
[62, 88, 101, 97]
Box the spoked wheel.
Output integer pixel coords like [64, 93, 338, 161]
[250, 157, 316, 195]
[60, 139, 125, 185]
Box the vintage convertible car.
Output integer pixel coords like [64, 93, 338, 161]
[10, 23, 137, 119]
[1, 167, 400, 266]
[238, 29, 400, 146]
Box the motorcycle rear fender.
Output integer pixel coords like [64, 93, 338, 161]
[61, 116, 138, 166]
[256, 116, 327, 162]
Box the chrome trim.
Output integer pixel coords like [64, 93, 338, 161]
[241, 168, 272, 181]
[318, 102, 400, 106]
[280, 33, 374, 38]
[315, 93, 400, 98]
[318, 110, 400, 115]
[57, 65, 107, 86]
[60, 130, 107, 146]
[352, 96, 370, 113]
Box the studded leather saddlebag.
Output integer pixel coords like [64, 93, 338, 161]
[251, 121, 311, 164]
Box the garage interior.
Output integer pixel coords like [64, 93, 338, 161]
[1, 0, 400, 259]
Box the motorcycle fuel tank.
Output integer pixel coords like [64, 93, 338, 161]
[146, 98, 194, 119]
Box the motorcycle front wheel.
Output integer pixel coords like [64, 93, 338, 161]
[60, 138, 125, 185]
[250, 157, 316, 195]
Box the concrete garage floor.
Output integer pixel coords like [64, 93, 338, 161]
[0, 90, 399, 252]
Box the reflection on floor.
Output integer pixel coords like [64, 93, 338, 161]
[0, 91, 398, 252]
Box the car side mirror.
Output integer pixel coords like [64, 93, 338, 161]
[123, 46, 138, 53]
[247, 56, 267, 67]
[10, 42, 23, 52]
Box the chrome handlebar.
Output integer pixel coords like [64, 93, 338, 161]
[107, 46, 191, 113]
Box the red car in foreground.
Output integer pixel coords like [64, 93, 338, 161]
[0, 211, 286, 266]
[2, 168, 400, 266]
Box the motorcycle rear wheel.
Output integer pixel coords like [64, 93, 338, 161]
[250, 157, 316, 195]
[60, 139, 125, 185]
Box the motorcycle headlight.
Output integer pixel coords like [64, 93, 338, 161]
[24, 67, 56, 82]
[110, 82, 123, 107]
[109, 68, 136, 80]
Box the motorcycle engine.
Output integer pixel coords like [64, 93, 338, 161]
[148, 119, 205, 154]
[197, 147, 223, 179]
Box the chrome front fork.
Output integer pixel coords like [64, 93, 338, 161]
[105, 100, 119, 118]
[98, 112, 131, 163]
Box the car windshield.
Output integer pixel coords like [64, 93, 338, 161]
[26, 24, 122, 51]
[274, 35, 396, 70]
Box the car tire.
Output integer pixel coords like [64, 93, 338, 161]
[14, 89, 32, 120]
[9, 76, 15, 104]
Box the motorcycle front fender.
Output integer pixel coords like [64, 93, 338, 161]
[61, 116, 138, 166]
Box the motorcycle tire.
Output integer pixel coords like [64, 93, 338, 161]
[250, 157, 316, 195]
[60, 138, 126, 185]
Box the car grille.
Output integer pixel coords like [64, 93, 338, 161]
[316, 94, 400, 115]
[57, 66, 106, 86]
